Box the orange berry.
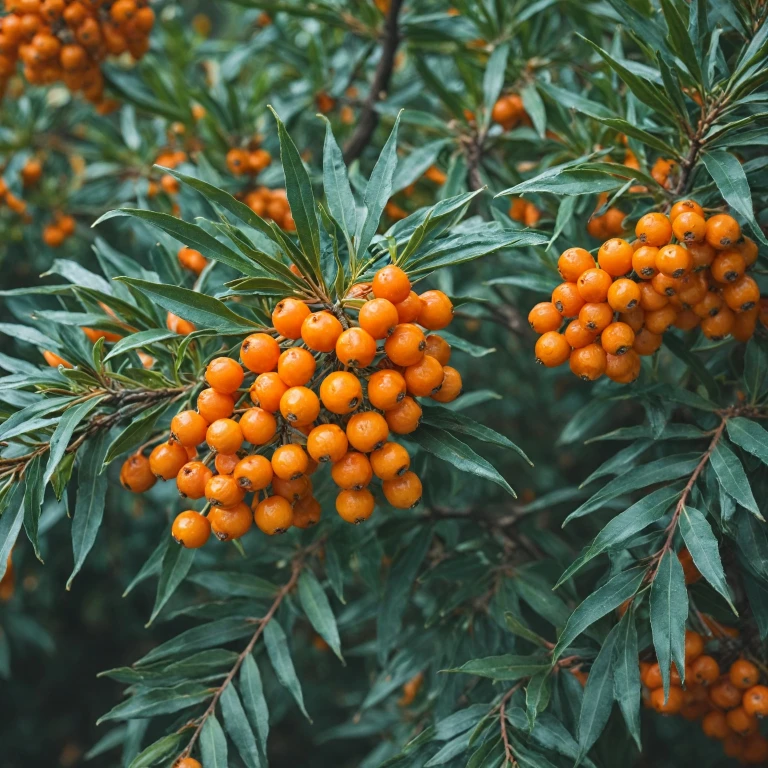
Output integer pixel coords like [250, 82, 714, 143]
[149, 441, 188, 480]
[564, 319, 596, 349]
[205, 473, 246, 507]
[271, 443, 309, 480]
[240, 334, 280, 375]
[535, 332, 570, 367]
[176, 461, 212, 499]
[693, 292, 724, 319]
[277, 347, 316, 387]
[384, 396, 422, 434]
[723, 275, 760, 312]
[638, 283, 668, 313]
[167, 312, 195, 335]
[576, 269, 613, 304]
[372, 265, 411, 304]
[635, 212, 672, 247]
[249, 372, 287, 412]
[209, 502, 253, 541]
[359, 298, 399, 339]
[120, 454, 156, 493]
[272, 474, 311, 502]
[579, 302, 614, 333]
[702, 710, 732, 739]
[607, 278, 641, 313]
[650, 686, 684, 714]
[171, 511, 210, 548]
[280, 386, 320, 426]
[733, 307, 758, 342]
[701, 307, 735, 340]
[672, 211, 706, 243]
[195, 388, 233, 423]
[558, 247, 595, 281]
[404, 355, 444, 397]
[424, 335, 451, 366]
[417, 290, 454, 330]
[171, 410, 208, 447]
[743, 734, 768, 764]
[346, 411, 389, 453]
[552, 282, 585, 317]
[711, 679, 743, 710]
[738, 236, 759, 266]
[233, 454, 273, 491]
[320, 371, 363, 414]
[301, 311, 343, 352]
[528, 302, 562, 333]
[227, 147, 249, 175]
[292, 495, 321, 528]
[331, 451, 373, 490]
[272, 298, 310, 340]
[633, 328, 662, 356]
[730, 660, 760, 690]
[726, 706, 759, 736]
[656, 244, 692, 278]
[432, 366, 462, 402]
[336, 327, 377, 368]
[177, 246, 207, 274]
[685, 630, 704, 662]
[712, 250, 746, 284]
[205, 357, 244, 394]
[370, 442, 410, 480]
[239, 407, 277, 446]
[691, 655, 720, 686]
[569, 344, 606, 381]
[677, 271, 709, 306]
[651, 272, 681, 297]
[670, 199, 704, 221]
[644, 306, 678, 335]
[742, 685, 768, 717]
[601, 321, 635, 356]
[705, 214, 741, 250]
[384, 323, 426, 366]
[336, 489, 375, 524]
[367, 369, 406, 411]
[383, 470, 422, 509]
[215, 453, 239, 475]
[394, 291, 423, 323]
[307, 424, 348, 464]
[620, 305, 645, 332]
[632, 245, 659, 279]
[598, 238, 634, 277]
[605, 349, 641, 383]
[206, 418, 244, 455]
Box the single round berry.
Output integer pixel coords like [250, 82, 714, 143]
[528, 302, 562, 333]
[535, 332, 570, 367]
[272, 474, 312, 502]
[331, 451, 373, 490]
[209, 502, 253, 541]
[176, 461, 213, 499]
[307, 424, 348, 464]
[206, 418, 244, 455]
[432, 366, 462, 402]
[272, 298, 310, 339]
[346, 411, 389, 453]
[605, 349, 641, 384]
[632, 245, 659, 278]
[367, 369, 407, 411]
[206, 356, 245, 394]
[601, 322, 635, 356]
[579, 302, 613, 333]
[690, 655, 720, 686]
[644, 306, 678, 335]
[336, 327, 377, 368]
[234, 454, 273, 491]
[172, 511, 210, 548]
[577, 269, 613, 303]
[742, 685, 768, 717]
[404, 355, 444, 397]
[197, 388, 235, 423]
[417, 290, 454, 330]
[598, 238, 634, 277]
[149, 441, 188, 480]
[215, 453, 240, 475]
[730, 659, 760, 690]
[701, 307, 735, 340]
[635, 212, 672, 247]
[280, 386, 320, 426]
[384, 323, 426, 366]
[656, 244, 692, 278]
[240, 333, 280, 374]
[607, 278, 641, 312]
[178, 246, 207, 274]
[551, 282, 585, 316]
[633, 328, 663, 356]
[705, 213, 741, 249]
[569, 344, 606, 381]
[277, 347, 316, 387]
[558, 247, 595, 282]
[670, 199, 704, 221]
[292, 495, 322, 528]
[336, 489, 375, 524]
[370, 442, 410, 480]
[301, 311, 343, 352]
[171, 410, 208, 447]
[385, 396, 422, 434]
[564, 319, 596, 349]
[372, 265, 411, 304]
[672, 211, 706, 243]
[239, 407, 277, 446]
[359, 298, 399, 339]
[272, 443, 309, 480]
[120, 454, 156, 493]
[250, 372, 288, 412]
[206, 473, 246, 507]
[394, 291, 423, 323]
[320, 371, 363, 414]
[424, 335, 451, 366]
[383, 471, 422, 508]
[723, 275, 760, 312]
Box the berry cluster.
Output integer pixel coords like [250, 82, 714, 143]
[149, 149, 187, 199]
[0, 175, 29, 219]
[243, 187, 296, 231]
[509, 197, 541, 228]
[0, 0, 155, 108]
[529, 202, 762, 383]
[586, 192, 626, 240]
[491, 92, 530, 130]
[120, 265, 462, 547]
[641, 627, 768, 765]
[42, 210, 76, 246]
[226, 145, 272, 177]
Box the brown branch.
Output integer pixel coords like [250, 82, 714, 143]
[343, 0, 404, 163]
[176, 541, 322, 761]
[499, 684, 521, 767]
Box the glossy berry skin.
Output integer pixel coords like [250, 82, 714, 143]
[307, 424, 348, 463]
[712, 250, 746, 284]
[277, 347, 316, 387]
[558, 247, 595, 282]
[175, 759, 203, 768]
[535, 332, 570, 367]
[633, 328, 663, 356]
[432, 367, 462, 403]
[214, 453, 239, 475]
[644, 306, 678, 335]
[272, 474, 311, 502]
[691, 655, 720, 686]
[632, 245, 659, 278]
[607, 278, 641, 312]
[742, 685, 768, 717]
[701, 307, 735, 340]
[149, 441, 188, 480]
[372, 265, 411, 304]
[176, 461, 213, 499]
[528, 302, 562, 333]
[120, 454, 157, 493]
[301, 311, 343, 352]
[346, 411, 389, 453]
[253, 496, 293, 536]
[272, 298, 310, 339]
[367, 369, 406, 411]
[385, 396, 422, 434]
[359, 298, 399, 339]
[205, 474, 246, 507]
[605, 349, 641, 384]
[331, 452, 373, 490]
[598, 238, 634, 277]
[723, 276, 760, 312]
[206, 419, 244, 455]
[579, 302, 613, 333]
[370, 442, 410, 480]
[171, 410, 208, 447]
[672, 211, 706, 243]
[319, 372, 362, 415]
[569, 344, 606, 381]
[172, 511, 210, 549]
[576, 269, 612, 303]
[250, 372, 287, 412]
[656, 244, 692, 278]
[234, 454, 273, 492]
[730, 660, 760, 690]
[639, 282, 669, 312]
[206, 357, 245, 394]
[280, 386, 320, 426]
[601, 322, 635, 355]
[336, 327, 377, 367]
[240, 334, 280, 374]
[292, 496, 322, 528]
[271, 443, 309, 480]
[383, 471, 422, 508]
[239, 408, 277, 446]
[209, 502, 253, 541]
[424, 335, 451, 366]
[670, 199, 704, 221]
[336, 489, 375, 524]
[705, 214, 741, 249]
[710, 679, 743, 710]
[404, 355, 444, 397]
[197, 388, 235, 423]
[551, 282, 585, 317]
[635, 212, 672, 247]
[384, 323, 426, 366]
[564, 319, 596, 349]
[394, 291, 423, 323]
[417, 290, 454, 330]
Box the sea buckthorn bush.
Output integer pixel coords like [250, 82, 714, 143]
[1, 1, 767, 767]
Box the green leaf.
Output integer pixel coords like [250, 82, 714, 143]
[147, 540, 197, 625]
[117, 278, 259, 333]
[483, 43, 510, 122]
[67, 430, 112, 588]
[220, 684, 261, 768]
[728, 418, 768, 466]
[97, 682, 210, 723]
[660, 0, 703, 82]
[578, 621, 620, 761]
[613, 607, 641, 749]
[187, 571, 278, 599]
[321, 118, 357, 243]
[525, 669, 551, 730]
[298, 571, 343, 661]
[521, 83, 547, 138]
[104, 329, 179, 361]
[446, 654, 550, 681]
[710, 441, 762, 519]
[240, 654, 269, 757]
[650, 550, 688, 698]
[498, 170, 621, 197]
[123, 536, 165, 597]
[593, 116, 681, 158]
[553, 567, 645, 660]
[94, 208, 265, 275]
[663, 334, 719, 399]
[0, 488, 22, 583]
[200, 715, 228, 768]
[679, 506, 735, 611]
[270, 107, 322, 274]
[438, 330, 496, 358]
[409, 425, 516, 497]
[128, 733, 184, 768]
[103, 402, 170, 468]
[0, 395, 73, 442]
[43, 396, 106, 487]
[357, 112, 401, 257]
[540, 83, 616, 119]
[264, 619, 310, 720]
[701, 151, 768, 245]
[743, 339, 768, 403]
[22, 455, 44, 562]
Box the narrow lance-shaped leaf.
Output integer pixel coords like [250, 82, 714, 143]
[710, 440, 762, 520]
[727, 418, 768, 467]
[321, 117, 357, 246]
[0, 486, 24, 581]
[264, 619, 310, 720]
[482, 43, 510, 124]
[23, 454, 45, 562]
[200, 715, 228, 768]
[240, 654, 269, 757]
[298, 570, 343, 662]
[220, 684, 261, 768]
[147, 540, 197, 625]
[613, 606, 641, 749]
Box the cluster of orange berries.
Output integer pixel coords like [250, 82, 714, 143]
[641, 630, 768, 764]
[0, 0, 155, 108]
[491, 92, 530, 130]
[243, 187, 295, 231]
[0, 175, 29, 219]
[42, 210, 76, 246]
[586, 193, 627, 240]
[529, 202, 762, 383]
[226, 144, 271, 177]
[119, 265, 461, 547]
[148, 148, 188, 198]
[509, 197, 541, 228]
